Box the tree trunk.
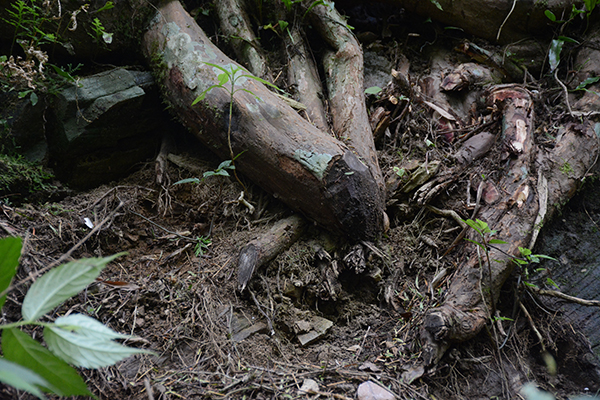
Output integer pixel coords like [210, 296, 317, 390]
[142, 0, 385, 240]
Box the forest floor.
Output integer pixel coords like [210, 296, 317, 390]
[3, 126, 600, 399]
[2, 3, 600, 399]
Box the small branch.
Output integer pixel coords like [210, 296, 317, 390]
[530, 286, 600, 307]
[519, 301, 546, 352]
[554, 69, 573, 117]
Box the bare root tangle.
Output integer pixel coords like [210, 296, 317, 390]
[419, 83, 600, 367]
[143, 0, 384, 240]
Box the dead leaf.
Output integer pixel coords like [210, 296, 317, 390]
[357, 381, 396, 400]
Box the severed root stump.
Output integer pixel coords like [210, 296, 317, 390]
[420, 84, 599, 366]
[238, 214, 306, 291]
[142, 0, 384, 240]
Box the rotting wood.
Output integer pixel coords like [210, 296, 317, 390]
[142, 0, 384, 240]
[238, 214, 306, 291]
[418, 84, 599, 367]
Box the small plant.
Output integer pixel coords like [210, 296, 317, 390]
[192, 62, 280, 188]
[194, 236, 212, 256]
[89, 17, 113, 45]
[0, 237, 153, 398]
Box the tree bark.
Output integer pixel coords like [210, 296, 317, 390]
[142, 0, 384, 240]
[388, 0, 574, 44]
[420, 85, 599, 366]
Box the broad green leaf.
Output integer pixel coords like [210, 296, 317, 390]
[575, 76, 600, 90]
[217, 72, 229, 86]
[173, 177, 201, 185]
[22, 253, 126, 321]
[0, 357, 49, 399]
[365, 86, 382, 95]
[518, 247, 532, 257]
[0, 236, 21, 310]
[488, 239, 507, 244]
[2, 328, 92, 397]
[204, 170, 230, 178]
[549, 39, 564, 72]
[217, 160, 233, 170]
[55, 314, 131, 340]
[545, 9, 556, 21]
[44, 323, 153, 369]
[278, 20, 289, 32]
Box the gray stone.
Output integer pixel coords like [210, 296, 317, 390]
[48, 68, 163, 188]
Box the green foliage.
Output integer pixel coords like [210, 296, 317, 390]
[0, 154, 56, 196]
[89, 17, 113, 45]
[0, 238, 154, 399]
[0, 237, 21, 310]
[429, 0, 444, 11]
[194, 236, 212, 256]
[365, 86, 382, 95]
[191, 62, 279, 190]
[4, 0, 59, 50]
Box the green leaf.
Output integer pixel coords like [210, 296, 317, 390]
[534, 254, 558, 261]
[0, 357, 50, 399]
[575, 76, 600, 91]
[2, 328, 92, 397]
[278, 20, 289, 32]
[217, 160, 234, 170]
[488, 239, 508, 244]
[22, 253, 126, 321]
[465, 238, 486, 250]
[48, 64, 76, 82]
[549, 39, 564, 72]
[429, 0, 443, 11]
[365, 86, 382, 95]
[241, 74, 281, 91]
[30, 92, 38, 106]
[203, 170, 229, 178]
[44, 317, 153, 369]
[0, 237, 22, 310]
[546, 278, 560, 289]
[557, 36, 579, 44]
[545, 9, 557, 21]
[96, 1, 114, 12]
[518, 247, 532, 257]
[217, 72, 229, 86]
[173, 177, 201, 185]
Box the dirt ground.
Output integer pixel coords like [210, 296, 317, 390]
[2, 121, 600, 400]
[2, 3, 600, 399]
